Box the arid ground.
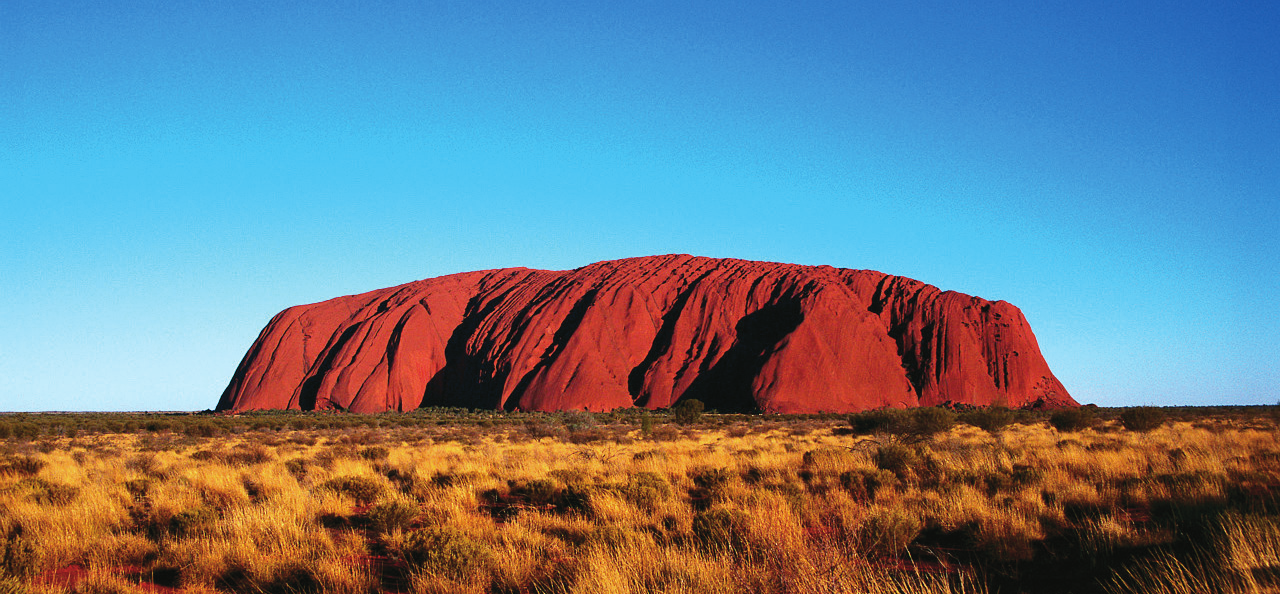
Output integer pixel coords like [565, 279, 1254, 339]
[1, 406, 1277, 594]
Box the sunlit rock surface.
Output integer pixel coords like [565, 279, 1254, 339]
[218, 255, 1075, 413]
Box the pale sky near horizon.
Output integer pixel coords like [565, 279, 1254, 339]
[2, 1, 1277, 411]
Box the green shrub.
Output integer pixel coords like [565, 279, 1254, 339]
[568, 427, 609, 444]
[849, 407, 955, 441]
[874, 443, 920, 480]
[907, 407, 955, 439]
[10, 424, 38, 441]
[183, 421, 223, 438]
[19, 478, 78, 506]
[648, 426, 680, 441]
[859, 507, 922, 558]
[401, 527, 492, 580]
[556, 484, 592, 515]
[1010, 463, 1045, 486]
[144, 420, 172, 432]
[483, 479, 592, 518]
[673, 399, 705, 425]
[170, 505, 218, 535]
[692, 508, 751, 554]
[0, 527, 36, 579]
[559, 411, 596, 431]
[0, 456, 44, 477]
[217, 562, 320, 594]
[367, 498, 419, 533]
[1120, 407, 1166, 432]
[283, 458, 309, 480]
[961, 406, 1015, 433]
[523, 420, 565, 440]
[839, 468, 898, 501]
[1050, 408, 1098, 432]
[622, 471, 671, 510]
[848, 409, 906, 435]
[124, 478, 152, 498]
[321, 475, 385, 505]
[126, 453, 162, 477]
[691, 467, 734, 503]
[513, 479, 559, 506]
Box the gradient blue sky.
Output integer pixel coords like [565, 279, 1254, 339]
[2, 1, 1276, 411]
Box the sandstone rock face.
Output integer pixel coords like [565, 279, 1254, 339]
[218, 255, 1075, 413]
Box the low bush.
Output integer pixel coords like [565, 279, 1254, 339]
[622, 471, 672, 510]
[673, 399, 705, 425]
[283, 458, 309, 480]
[691, 467, 734, 504]
[648, 425, 681, 441]
[0, 527, 36, 579]
[401, 527, 492, 581]
[18, 478, 79, 506]
[481, 479, 592, 518]
[321, 475, 385, 505]
[848, 409, 905, 435]
[874, 443, 921, 480]
[692, 508, 751, 554]
[961, 406, 1016, 433]
[0, 456, 44, 477]
[1120, 407, 1166, 432]
[367, 497, 420, 533]
[7, 424, 39, 441]
[859, 507, 922, 558]
[639, 412, 654, 437]
[183, 422, 222, 438]
[840, 468, 898, 501]
[567, 427, 609, 444]
[217, 562, 321, 594]
[1050, 408, 1098, 432]
[169, 505, 218, 536]
[849, 407, 955, 441]
[909, 407, 956, 439]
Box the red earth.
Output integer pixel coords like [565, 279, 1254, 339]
[218, 255, 1075, 414]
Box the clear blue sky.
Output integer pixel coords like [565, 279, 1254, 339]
[2, 1, 1276, 411]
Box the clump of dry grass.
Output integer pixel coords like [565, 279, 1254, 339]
[1, 409, 1276, 593]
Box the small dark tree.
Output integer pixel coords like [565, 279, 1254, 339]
[848, 407, 955, 442]
[848, 409, 906, 435]
[673, 399, 705, 425]
[1119, 407, 1166, 432]
[906, 406, 955, 440]
[1049, 407, 1097, 432]
[961, 406, 1015, 433]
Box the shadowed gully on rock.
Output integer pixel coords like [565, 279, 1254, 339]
[218, 255, 1075, 414]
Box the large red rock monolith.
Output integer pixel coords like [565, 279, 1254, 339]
[217, 255, 1075, 413]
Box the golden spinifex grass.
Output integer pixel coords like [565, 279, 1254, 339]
[0, 410, 1276, 594]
